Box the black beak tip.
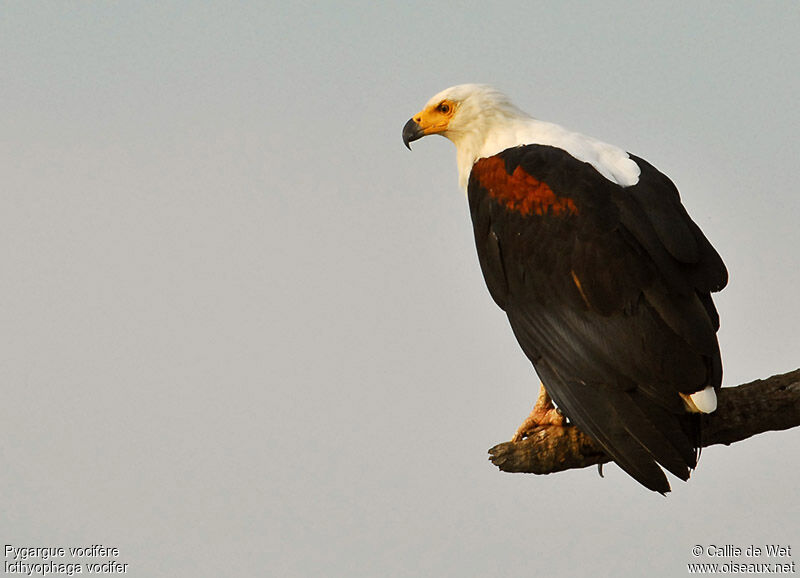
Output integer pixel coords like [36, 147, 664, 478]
[402, 118, 423, 150]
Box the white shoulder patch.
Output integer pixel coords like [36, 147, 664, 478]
[476, 119, 641, 188]
[528, 121, 641, 187]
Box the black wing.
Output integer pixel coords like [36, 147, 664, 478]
[468, 144, 727, 492]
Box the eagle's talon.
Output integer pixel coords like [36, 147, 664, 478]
[511, 383, 566, 442]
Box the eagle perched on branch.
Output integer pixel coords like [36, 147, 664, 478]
[403, 85, 727, 493]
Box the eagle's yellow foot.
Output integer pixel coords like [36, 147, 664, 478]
[511, 383, 566, 442]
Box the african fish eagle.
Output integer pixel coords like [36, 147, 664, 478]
[402, 84, 727, 493]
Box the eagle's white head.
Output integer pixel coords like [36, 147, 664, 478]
[403, 84, 640, 190]
[403, 84, 532, 189]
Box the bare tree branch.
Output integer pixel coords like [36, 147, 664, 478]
[488, 368, 800, 475]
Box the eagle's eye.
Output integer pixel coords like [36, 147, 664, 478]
[437, 102, 450, 114]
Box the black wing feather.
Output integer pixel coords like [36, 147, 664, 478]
[468, 144, 727, 492]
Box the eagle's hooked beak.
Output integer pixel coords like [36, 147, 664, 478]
[402, 118, 424, 150]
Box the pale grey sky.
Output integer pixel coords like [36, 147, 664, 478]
[2, 2, 798, 576]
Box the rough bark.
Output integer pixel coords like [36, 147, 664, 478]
[488, 368, 800, 475]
